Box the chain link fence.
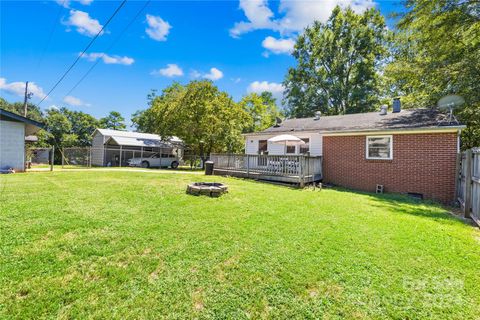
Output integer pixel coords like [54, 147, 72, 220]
[60, 147, 202, 170]
[25, 147, 54, 171]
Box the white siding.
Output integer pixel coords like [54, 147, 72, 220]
[91, 131, 106, 166]
[309, 133, 323, 156]
[244, 133, 323, 156]
[245, 138, 258, 154]
[0, 120, 25, 171]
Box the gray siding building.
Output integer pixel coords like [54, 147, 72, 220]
[91, 129, 183, 167]
[0, 108, 44, 171]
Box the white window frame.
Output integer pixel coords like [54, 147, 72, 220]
[366, 135, 393, 160]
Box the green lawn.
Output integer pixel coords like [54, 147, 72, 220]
[1, 171, 479, 319]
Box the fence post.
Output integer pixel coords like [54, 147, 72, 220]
[464, 149, 473, 219]
[454, 152, 461, 201]
[61, 148, 64, 168]
[89, 147, 92, 168]
[119, 146, 123, 167]
[50, 146, 55, 171]
[246, 154, 250, 178]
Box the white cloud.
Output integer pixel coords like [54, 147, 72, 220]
[56, 0, 93, 8]
[63, 95, 90, 107]
[230, 0, 277, 37]
[247, 80, 284, 103]
[203, 68, 224, 81]
[151, 64, 184, 77]
[230, 0, 375, 36]
[190, 70, 202, 79]
[262, 36, 295, 56]
[247, 80, 284, 94]
[82, 52, 134, 65]
[64, 9, 103, 37]
[145, 14, 171, 41]
[0, 78, 47, 100]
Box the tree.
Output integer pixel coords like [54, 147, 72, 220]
[239, 92, 281, 133]
[43, 109, 78, 148]
[138, 81, 248, 165]
[386, 0, 480, 148]
[61, 108, 100, 146]
[284, 6, 389, 117]
[0, 97, 44, 122]
[100, 111, 126, 130]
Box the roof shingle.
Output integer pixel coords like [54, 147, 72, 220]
[255, 109, 463, 135]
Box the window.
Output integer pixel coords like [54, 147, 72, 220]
[286, 145, 296, 154]
[300, 138, 310, 154]
[366, 136, 392, 160]
[258, 140, 268, 154]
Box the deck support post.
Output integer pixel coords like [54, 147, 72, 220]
[299, 155, 305, 188]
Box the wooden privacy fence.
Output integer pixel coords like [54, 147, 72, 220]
[210, 153, 323, 186]
[457, 148, 480, 226]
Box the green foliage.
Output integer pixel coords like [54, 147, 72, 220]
[100, 111, 126, 131]
[239, 91, 281, 133]
[135, 81, 249, 161]
[60, 108, 100, 146]
[1, 171, 480, 318]
[386, 0, 480, 148]
[43, 109, 78, 148]
[0, 97, 44, 122]
[284, 6, 389, 117]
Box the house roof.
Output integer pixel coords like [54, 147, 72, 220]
[105, 136, 174, 148]
[95, 128, 182, 147]
[248, 109, 465, 136]
[0, 108, 45, 135]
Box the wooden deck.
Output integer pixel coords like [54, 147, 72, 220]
[210, 154, 323, 186]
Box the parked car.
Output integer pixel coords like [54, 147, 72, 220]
[127, 153, 179, 169]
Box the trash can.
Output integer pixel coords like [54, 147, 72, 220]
[205, 160, 214, 175]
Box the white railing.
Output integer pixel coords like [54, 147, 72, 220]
[210, 153, 322, 185]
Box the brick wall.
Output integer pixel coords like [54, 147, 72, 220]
[322, 133, 458, 203]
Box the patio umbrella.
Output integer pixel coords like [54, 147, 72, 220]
[268, 134, 305, 154]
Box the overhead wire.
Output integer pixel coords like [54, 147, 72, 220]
[63, 0, 151, 98]
[38, 0, 127, 106]
[36, 0, 66, 70]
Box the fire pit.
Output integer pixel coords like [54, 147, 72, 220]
[186, 182, 228, 197]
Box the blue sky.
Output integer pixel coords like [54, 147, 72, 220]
[0, 0, 402, 126]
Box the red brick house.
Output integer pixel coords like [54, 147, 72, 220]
[243, 106, 464, 203]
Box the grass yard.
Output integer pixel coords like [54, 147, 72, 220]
[1, 171, 479, 319]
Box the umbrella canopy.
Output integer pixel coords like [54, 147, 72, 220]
[268, 134, 305, 145]
[267, 134, 305, 155]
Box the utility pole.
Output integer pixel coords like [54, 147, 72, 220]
[23, 81, 29, 117]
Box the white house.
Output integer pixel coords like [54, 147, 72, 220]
[91, 128, 183, 166]
[0, 108, 44, 172]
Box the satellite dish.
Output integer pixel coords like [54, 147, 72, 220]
[437, 95, 464, 125]
[274, 117, 282, 127]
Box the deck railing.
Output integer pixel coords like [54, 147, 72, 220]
[210, 153, 322, 186]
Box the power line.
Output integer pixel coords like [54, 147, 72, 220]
[38, 0, 127, 106]
[64, 0, 150, 98]
[36, 0, 65, 70]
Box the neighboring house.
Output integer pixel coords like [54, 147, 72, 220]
[0, 108, 44, 172]
[243, 104, 465, 203]
[90, 129, 183, 167]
